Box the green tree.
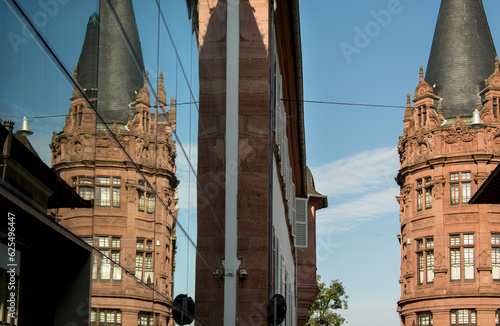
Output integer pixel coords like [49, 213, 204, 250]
[306, 275, 348, 326]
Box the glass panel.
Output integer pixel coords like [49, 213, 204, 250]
[451, 248, 461, 280]
[450, 235, 460, 246]
[426, 251, 434, 283]
[451, 183, 460, 204]
[426, 237, 434, 249]
[417, 253, 424, 284]
[464, 247, 475, 280]
[425, 188, 432, 208]
[464, 234, 474, 245]
[493, 248, 500, 280]
[1, 0, 226, 324]
[462, 182, 471, 203]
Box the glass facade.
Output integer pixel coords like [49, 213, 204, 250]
[0, 0, 222, 324]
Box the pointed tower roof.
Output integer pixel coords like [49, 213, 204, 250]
[76, 0, 145, 124]
[425, 0, 497, 119]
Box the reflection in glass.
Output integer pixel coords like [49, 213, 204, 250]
[0, 0, 225, 323]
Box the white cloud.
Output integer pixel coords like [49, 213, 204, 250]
[317, 186, 400, 233]
[311, 147, 400, 233]
[312, 147, 399, 197]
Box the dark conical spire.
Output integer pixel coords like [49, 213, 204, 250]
[76, 0, 145, 124]
[425, 0, 497, 119]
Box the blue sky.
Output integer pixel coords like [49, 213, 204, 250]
[299, 1, 500, 324]
[2, 1, 500, 324]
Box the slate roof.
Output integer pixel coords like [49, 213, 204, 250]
[425, 0, 497, 119]
[76, 0, 145, 124]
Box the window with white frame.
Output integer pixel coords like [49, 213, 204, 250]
[138, 312, 153, 326]
[94, 236, 122, 281]
[416, 237, 434, 284]
[450, 309, 476, 326]
[72, 176, 121, 208]
[417, 311, 433, 326]
[450, 234, 475, 281]
[492, 234, 500, 280]
[136, 239, 154, 284]
[416, 177, 433, 211]
[90, 308, 121, 326]
[496, 309, 500, 326]
[450, 172, 471, 205]
[137, 180, 155, 213]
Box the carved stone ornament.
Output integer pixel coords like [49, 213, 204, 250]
[435, 252, 445, 270]
[485, 124, 500, 154]
[433, 177, 446, 199]
[442, 116, 476, 144]
[474, 172, 488, 188]
[124, 254, 135, 270]
[478, 250, 491, 268]
[414, 66, 434, 98]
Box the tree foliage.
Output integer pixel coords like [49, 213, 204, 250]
[306, 275, 349, 326]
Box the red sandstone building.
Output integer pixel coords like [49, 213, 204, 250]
[195, 0, 327, 324]
[50, 1, 177, 325]
[396, 1, 500, 325]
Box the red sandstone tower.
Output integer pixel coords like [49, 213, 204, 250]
[50, 1, 177, 325]
[396, 1, 500, 325]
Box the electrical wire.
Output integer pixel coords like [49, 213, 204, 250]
[282, 98, 407, 109]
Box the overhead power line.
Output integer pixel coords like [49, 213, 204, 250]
[282, 99, 407, 109]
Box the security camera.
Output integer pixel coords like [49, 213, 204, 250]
[239, 269, 248, 278]
[213, 269, 223, 278]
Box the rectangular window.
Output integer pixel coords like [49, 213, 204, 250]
[80, 186, 94, 200]
[450, 172, 472, 205]
[74, 176, 120, 207]
[426, 251, 435, 283]
[450, 235, 460, 246]
[100, 250, 111, 280]
[138, 191, 145, 212]
[136, 239, 154, 284]
[113, 188, 120, 208]
[493, 234, 500, 280]
[451, 183, 460, 205]
[417, 189, 423, 211]
[96, 236, 122, 282]
[91, 308, 122, 326]
[450, 248, 461, 281]
[450, 233, 475, 281]
[146, 193, 155, 214]
[418, 253, 424, 284]
[451, 309, 476, 326]
[416, 237, 434, 284]
[462, 182, 471, 204]
[425, 187, 432, 209]
[138, 312, 153, 326]
[417, 312, 433, 326]
[416, 178, 433, 210]
[464, 247, 475, 280]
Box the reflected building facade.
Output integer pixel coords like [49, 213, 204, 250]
[396, 0, 500, 325]
[1, 0, 325, 324]
[50, 1, 177, 325]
